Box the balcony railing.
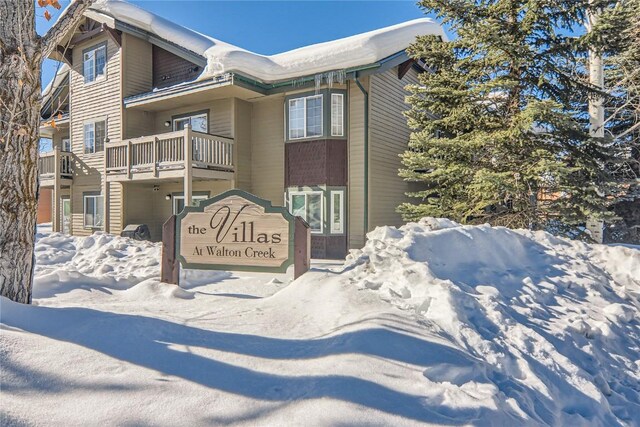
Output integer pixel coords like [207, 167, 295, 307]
[105, 128, 234, 178]
[39, 149, 73, 180]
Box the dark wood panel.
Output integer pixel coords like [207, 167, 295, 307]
[153, 45, 200, 89]
[285, 139, 347, 187]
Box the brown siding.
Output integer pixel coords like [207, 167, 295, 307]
[152, 45, 200, 89]
[37, 188, 52, 224]
[285, 139, 347, 187]
[369, 66, 418, 229]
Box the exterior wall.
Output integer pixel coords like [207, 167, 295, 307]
[250, 95, 285, 204]
[368, 66, 418, 229]
[122, 180, 233, 241]
[37, 188, 53, 224]
[152, 45, 200, 89]
[69, 32, 123, 236]
[122, 33, 155, 139]
[153, 99, 233, 138]
[348, 78, 367, 249]
[109, 182, 123, 235]
[234, 99, 252, 192]
[284, 140, 347, 188]
[122, 33, 152, 97]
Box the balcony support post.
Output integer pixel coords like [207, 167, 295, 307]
[52, 146, 61, 232]
[184, 125, 193, 208]
[103, 138, 110, 233]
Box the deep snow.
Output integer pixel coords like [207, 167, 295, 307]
[1, 219, 639, 426]
[86, 0, 445, 83]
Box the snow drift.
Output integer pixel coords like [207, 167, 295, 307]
[1, 220, 639, 426]
[347, 218, 640, 425]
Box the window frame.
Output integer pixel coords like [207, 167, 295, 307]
[288, 190, 324, 234]
[329, 190, 345, 234]
[83, 192, 104, 229]
[61, 138, 71, 152]
[285, 89, 347, 142]
[288, 94, 324, 140]
[331, 93, 344, 137]
[82, 42, 107, 84]
[83, 119, 106, 154]
[171, 110, 209, 134]
[172, 192, 210, 215]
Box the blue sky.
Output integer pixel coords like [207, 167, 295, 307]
[38, 0, 446, 86]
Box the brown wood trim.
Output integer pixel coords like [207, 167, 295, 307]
[55, 45, 73, 66]
[398, 59, 414, 80]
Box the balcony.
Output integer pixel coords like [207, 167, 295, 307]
[39, 148, 73, 187]
[105, 127, 234, 182]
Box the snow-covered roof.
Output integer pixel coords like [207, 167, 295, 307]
[88, 0, 446, 84]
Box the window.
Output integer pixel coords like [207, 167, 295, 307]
[289, 191, 323, 233]
[330, 190, 344, 234]
[288, 95, 323, 139]
[83, 44, 106, 83]
[331, 94, 344, 137]
[84, 120, 106, 154]
[173, 112, 208, 133]
[83, 193, 104, 229]
[62, 138, 71, 152]
[173, 194, 209, 215]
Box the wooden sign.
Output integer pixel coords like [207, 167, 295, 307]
[161, 190, 310, 284]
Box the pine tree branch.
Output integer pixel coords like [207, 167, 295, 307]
[40, 0, 95, 59]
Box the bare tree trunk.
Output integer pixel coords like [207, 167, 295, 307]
[0, 0, 41, 304]
[0, 0, 93, 303]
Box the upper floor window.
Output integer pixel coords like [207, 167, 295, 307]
[172, 111, 208, 133]
[331, 94, 344, 137]
[289, 95, 323, 140]
[83, 43, 106, 84]
[84, 120, 106, 154]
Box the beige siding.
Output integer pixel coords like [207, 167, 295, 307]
[234, 99, 252, 192]
[368, 67, 418, 229]
[122, 180, 233, 241]
[69, 34, 122, 169]
[250, 96, 285, 204]
[122, 33, 152, 97]
[153, 99, 233, 137]
[68, 32, 122, 237]
[108, 182, 123, 234]
[348, 78, 367, 249]
[70, 176, 102, 237]
[124, 109, 156, 139]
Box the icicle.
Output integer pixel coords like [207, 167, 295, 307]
[336, 69, 346, 85]
[326, 71, 335, 88]
[314, 74, 323, 94]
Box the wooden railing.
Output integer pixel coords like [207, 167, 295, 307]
[105, 127, 234, 177]
[39, 149, 73, 179]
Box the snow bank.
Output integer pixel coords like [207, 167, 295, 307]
[33, 230, 160, 298]
[347, 218, 640, 425]
[88, 0, 445, 83]
[2, 220, 639, 425]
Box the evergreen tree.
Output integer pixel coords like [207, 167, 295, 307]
[398, 0, 624, 235]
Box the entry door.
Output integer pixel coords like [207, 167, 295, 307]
[61, 197, 71, 234]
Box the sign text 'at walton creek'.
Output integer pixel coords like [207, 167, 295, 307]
[177, 190, 294, 270]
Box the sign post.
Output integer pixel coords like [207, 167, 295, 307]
[161, 190, 310, 285]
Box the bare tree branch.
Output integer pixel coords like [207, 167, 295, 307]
[40, 0, 95, 59]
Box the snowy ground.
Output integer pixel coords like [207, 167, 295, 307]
[1, 219, 639, 426]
